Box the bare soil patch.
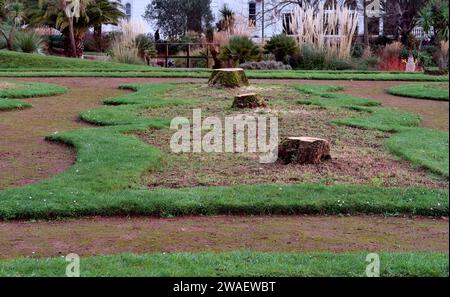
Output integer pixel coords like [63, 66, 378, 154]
[0, 215, 447, 259]
[0, 78, 129, 190]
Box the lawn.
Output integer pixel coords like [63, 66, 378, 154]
[0, 69, 448, 278]
[1, 51, 449, 81]
[0, 82, 447, 220]
[387, 83, 450, 101]
[0, 252, 447, 277]
[0, 81, 67, 110]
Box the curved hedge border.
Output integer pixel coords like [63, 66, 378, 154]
[0, 81, 67, 111]
[387, 83, 449, 101]
[0, 83, 447, 220]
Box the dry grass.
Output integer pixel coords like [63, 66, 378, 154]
[290, 2, 358, 60]
[138, 83, 447, 189]
[0, 82, 18, 90]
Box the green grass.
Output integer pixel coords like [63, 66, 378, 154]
[387, 128, 449, 178]
[0, 252, 447, 277]
[0, 51, 448, 81]
[0, 82, 447, 220]
[387, 83, 449, 101]
[295, 85, 449, 178]
[0, 50, 148, 70]
[0, 81, 67, 99]
[0, 98, 31, 110]
[0, 81, 67, 110]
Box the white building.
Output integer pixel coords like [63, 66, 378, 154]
[114, 0, 400, 41]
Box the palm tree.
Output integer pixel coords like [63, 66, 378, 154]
[27, 0, 124, 57]
[88, 0, 124, 46]
[0, 0, 25, 50]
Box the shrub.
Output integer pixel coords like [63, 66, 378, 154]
[378, 42, 404, 71]
[108, 20, 145, 65]
[325, 57, 355, 70]
[84, 32, 112, 52]
[13, 31, 44, 53]
[220, 36, 261, 66]
[109, 47, 144, 65]
[135, 34, 156, 64]
[288, 45, 327, 69]
[240, 61, 292, 70]
[424, 67, 449, 75]
[264, 34, 299, 62]
[351, 43, 365, 58]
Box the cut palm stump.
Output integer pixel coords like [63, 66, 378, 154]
[278, 137, 332, 165]
[208, 68, 249, 88]
[232, 93, 267, 109]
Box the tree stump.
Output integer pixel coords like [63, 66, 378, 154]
[232, 93, 267, 109]
[208, 68, 249, 88]
[278, 137, 332, 165]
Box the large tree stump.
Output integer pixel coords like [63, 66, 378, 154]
[278, 137, 332, 165]
[208, 68, 249, 88]
[232, 93, 267, 109]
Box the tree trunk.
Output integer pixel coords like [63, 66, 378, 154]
[208, 68, 249, 88]
[67, 17, 77, 57]
[232, 93, 267, 109]
[363, 0, 369, 45]
[278, 137, 332, 165]
[94, 24, 103, 51]
[210, 45, 222, 69]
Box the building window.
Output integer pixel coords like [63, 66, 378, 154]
[249, 2, 256, 27]
[282, 13, 293, 35]
[125, 3, 132, 19]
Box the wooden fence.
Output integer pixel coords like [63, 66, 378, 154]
[155, 43, 219, 68]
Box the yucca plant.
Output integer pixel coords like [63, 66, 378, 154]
[264, 34, 299, 62]
[14, 30, 43, 53]
[220, 36, 261, 66]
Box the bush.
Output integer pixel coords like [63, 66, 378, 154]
[351, 43, 365, 58]
[264, 34, 299, 62]
[325, 58, 355, 70]
[288, 45, 327, 69]
[240, 61, 292, 70]
[135, 34, 156, 63]
[424, 67, 449, 75]
[220, 36, 261, 66]
[84, 32, 112, 52]
[14, 31, 43, 53]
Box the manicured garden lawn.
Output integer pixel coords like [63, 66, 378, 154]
[0, 68, 448, 276]
[0, 82, 448, 220]
[0, 81, 66, 110]
[1, 252, 447, 277]
[1, 51, 448, 81]
[387, 83, 450, 101]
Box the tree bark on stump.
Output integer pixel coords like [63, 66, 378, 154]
[278, 137, 332, 165]
[208, 68, 249, 88]
[232, 93, 267, 109]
